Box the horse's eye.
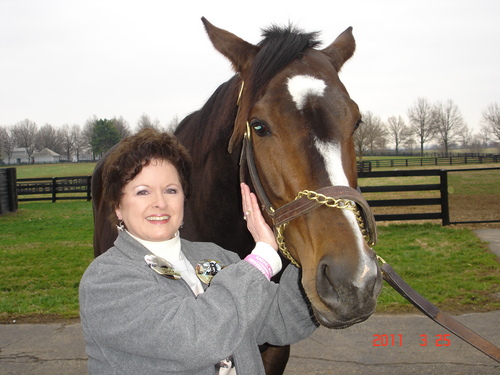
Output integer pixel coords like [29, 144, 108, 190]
[250, 120, 271, 137]
[354, 118, 363, 131]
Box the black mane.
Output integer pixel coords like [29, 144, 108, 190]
[176, 25, 321, 160]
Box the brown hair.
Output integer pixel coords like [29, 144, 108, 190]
[102, 128, 192, 222]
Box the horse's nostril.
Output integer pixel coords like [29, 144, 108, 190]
[317, 262, 340, 304]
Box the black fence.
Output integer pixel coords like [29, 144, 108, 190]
[11, 168, 500, 226]
[17, 176, 92, 202]
[0, 168, 18, 215]
[359, 167, 500, 225]
[363, 155, 499, 169]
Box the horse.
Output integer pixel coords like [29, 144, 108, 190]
[91, 18, 382, 375]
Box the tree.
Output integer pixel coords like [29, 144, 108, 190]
[432, 100, 466, 157]
[0, 126, 16, 163]
[481, 102, 500, 142]
[58, 124, 75, 161]
[407, 97, 434, 156]
[12, 119, 38, 163]
[36, 123, 62, 154]
[136, 113, 161, 132]
[354, 111, 386, 159]
[82, 116, 97, 155]
[112, 116, 132, 139]
[91, 118, 120, 158]
[71, 124, 86, 162]
[386, 115, 410, 155]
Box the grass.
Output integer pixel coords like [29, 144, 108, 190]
[0, 201, 94, 321]
[0, 202, 498, 322]
[374, 223, 499, 313]
[2, 162, 97, 179]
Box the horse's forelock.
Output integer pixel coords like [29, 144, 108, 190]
[248, 25, 321, 100]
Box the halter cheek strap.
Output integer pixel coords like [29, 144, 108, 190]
[239, 122, 377, 267]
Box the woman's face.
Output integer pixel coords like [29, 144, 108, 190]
[115, 159, 185, 242]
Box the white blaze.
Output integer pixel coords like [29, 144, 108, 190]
[315, 139, 376, 287]
[287, 75, 326, 111]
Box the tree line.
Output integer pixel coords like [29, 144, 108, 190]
[1, 99, 499, 164]
[0, 114, 178, 164]
[355, 99, 499, 158]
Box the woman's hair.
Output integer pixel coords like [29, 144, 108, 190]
[101, 128, 192, 221]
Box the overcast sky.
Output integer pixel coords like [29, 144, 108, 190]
[1, 0, 499, 132]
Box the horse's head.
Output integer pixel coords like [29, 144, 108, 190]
[202, 18, 382, 329]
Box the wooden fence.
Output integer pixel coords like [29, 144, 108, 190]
[359, 167, 500, 225]
[364, 155, 499, 169]
[11, 168, 500, 225]
[17, 176, 92, 202]
[359, 169, 450, 225]
[0, 168, 18, 215]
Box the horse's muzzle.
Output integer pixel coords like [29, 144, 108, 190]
[311, 253, 382, 329]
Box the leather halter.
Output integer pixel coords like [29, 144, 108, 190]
[238, 121, 378, 267]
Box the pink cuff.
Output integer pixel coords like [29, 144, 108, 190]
[244, 254, 273, 280]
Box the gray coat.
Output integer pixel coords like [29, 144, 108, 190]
[79, 231, 317, 375]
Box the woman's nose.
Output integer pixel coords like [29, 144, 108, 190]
[152, 192, 167, 208]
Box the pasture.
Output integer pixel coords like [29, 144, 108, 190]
[0, 162, 499, 322]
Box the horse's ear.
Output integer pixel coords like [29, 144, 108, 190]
[321, 27, 356, 72]
[201, 17, 259, 73]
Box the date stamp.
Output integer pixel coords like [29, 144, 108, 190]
[372, 334, 451, 347]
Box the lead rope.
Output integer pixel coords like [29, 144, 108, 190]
[275, 190, 372, 268]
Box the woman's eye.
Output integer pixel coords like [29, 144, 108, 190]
[165, 188, 177, 194]
[136, 190, 149, 196]
[250, 120, 271, 137]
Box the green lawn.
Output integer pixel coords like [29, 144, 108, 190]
[0, 201, 498, 322]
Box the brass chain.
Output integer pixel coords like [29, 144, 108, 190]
[275, 189, 373, 268]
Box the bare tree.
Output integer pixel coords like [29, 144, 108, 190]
[112, 116, 132, 139]
[364, 112, 387, 154]
[354, 111, 386, 159]
[407, 97, 434, 156]
[457, 124, 474, 149]
[12, 119, 38, 163]
[386, 115, 410, 155]
[82, 116, 97, 159]
[136, 113, 161, 132]
[481, 102, 500, 142]
[58, 124, 74, 161]
[36, 123, 62, 154]
[71, 124, 86, 161]
[432, 100, 466, 156]
[0, 126, 16, 164]
[166, 115, 180, 132]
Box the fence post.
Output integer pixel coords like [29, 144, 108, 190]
[52, 177, 57, 203]
[86, 176, 92, 201]
[440, 169, 450, 226]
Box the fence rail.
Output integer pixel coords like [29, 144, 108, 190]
[17, 176, 92, 202]
[13, 168, 500, 225]
[363, 155, 499, 169]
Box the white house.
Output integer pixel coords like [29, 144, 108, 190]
[4, 148, 60, 164]
[34, 148, 60, 163]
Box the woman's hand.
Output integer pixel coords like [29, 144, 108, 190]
[240, 183, 278, 251]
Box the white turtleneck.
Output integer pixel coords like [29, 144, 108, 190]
[127, 230, 204, 296]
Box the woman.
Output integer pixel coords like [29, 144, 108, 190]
[79, 128, 317, 375]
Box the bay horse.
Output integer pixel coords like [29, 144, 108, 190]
[91, 18, 382, 375]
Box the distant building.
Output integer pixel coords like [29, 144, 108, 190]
[4, 148, 60, 164]
[34, 148, 60, 163]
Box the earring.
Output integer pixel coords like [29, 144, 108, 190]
[116, 220, 124, 231]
